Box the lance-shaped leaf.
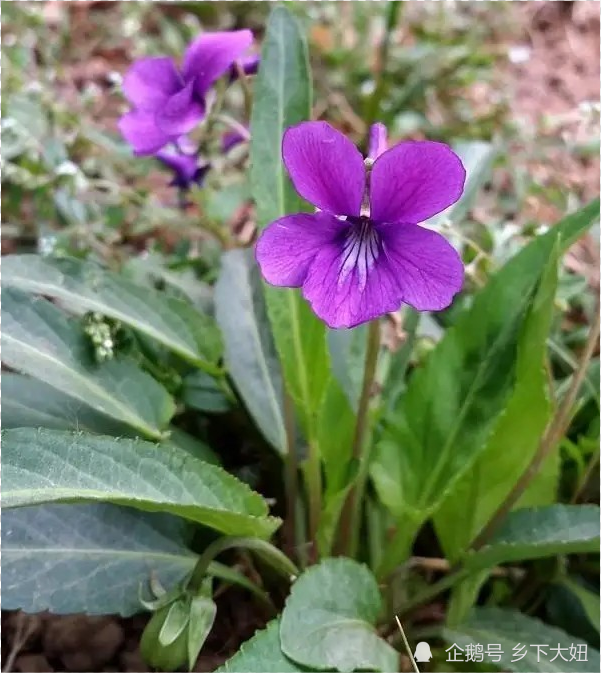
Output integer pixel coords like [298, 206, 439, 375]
[2, 503, 267, 617]
[434, 240, 561, 560]
[372, 200, 600, 573]
[444, 607, 600, 673]
[1, 289, 174, 439]
[2, 503, 195, 616]
[2, 254, 222, 372]
[250, 5, 331, 443]
[214, 249, 286, 454]
[463, 505, 601, 573]
[3, 428, 280, 539]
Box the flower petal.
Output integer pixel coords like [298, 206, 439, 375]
[282, 121, 365, 216]
[154, 81, 204, 136]
[367, 122, 388, 161]
[118, 111, 170, 156]
[370, 141, 466, 224]
[255, 212, 348, 288]
[182, 30, 253, 98]
[301, 229, 402, 329]
[122, 57, 181, 111]
[379, 222, 464, 311]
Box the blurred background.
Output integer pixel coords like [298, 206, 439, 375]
[1, 1, 599, 671]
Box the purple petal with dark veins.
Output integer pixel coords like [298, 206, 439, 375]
[282, 121, 365, 216]
[370, 141, 465, 225]
[255, 212, 348, 288]
[377, 221, 464, 311]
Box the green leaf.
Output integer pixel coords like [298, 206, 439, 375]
[280, 558, 398, 672]
[182, 371, 231, 413]
[372, 200, 600, 573]
[328, 326, 368, 411]
[432, 141, 497, 227]
[1, 503, 195, 616]
[2, 372, 132, 436]
[2, 254, 222, 372]
[217, 620, 307, 672]
[3, 428, 280, 539]
[1, 289, 175, 439]
[444, 607, 600, 672]
[464, 505, 600, 573]
[434, 240, 560, 560]
[214, 249, 286, 454]
[250, 5, 312, 229]
[250, 6, 330, 444]
[560, 579, 600, 635]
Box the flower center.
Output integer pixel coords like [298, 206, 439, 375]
[339, 216, 381, 291]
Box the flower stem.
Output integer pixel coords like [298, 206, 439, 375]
[363, 1, 402, 130]
[304, 440, 323, 562]
[187, 537, 298, 594]
[283, 391, 300, 563]
[336, 319, 381, 557]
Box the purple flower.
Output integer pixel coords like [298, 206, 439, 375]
[255, 121, 466, 329]
[229, 54, 260, 80]
[155, 150, 210, 190]
[118, 30, 253, 156]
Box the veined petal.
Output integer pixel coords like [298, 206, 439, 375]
[155, 81, 205, 136]
[122, 57, 182, 111]
[118, 111, 171, 156]
[379, 222, 464, 311]
[182, 30, 253, 98]
[301, 222, 402, 329]
[370, 141, 465, 224]
[255, 212, 348, 288]
[282, 121, 365, 216]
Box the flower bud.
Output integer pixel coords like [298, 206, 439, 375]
[140, 603, 189, 671]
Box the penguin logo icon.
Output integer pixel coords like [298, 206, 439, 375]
[414, 642, 432, 663]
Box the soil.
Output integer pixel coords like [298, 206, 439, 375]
[2, 1, 599, 671]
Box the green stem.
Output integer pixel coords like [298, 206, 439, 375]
[187, 537, 298, 594]
[283, 392, 300, 563]
[304, 440, 323, 561]
[336, 319, 381, 557]
[363, 1, 402, 130]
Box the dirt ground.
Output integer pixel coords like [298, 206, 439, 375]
[2, 2, 599, 672]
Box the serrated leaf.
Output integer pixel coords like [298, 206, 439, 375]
[217, 620, 307, 672]
[434, 240, 560, 561]
[372, 200, 600, 574]
[444, 607, 600, 672]
[1, 503, 195, 616]
[464, 505, 600, 572]
[280, 558, 398, 672]
[1, 289, 175, 439]
[214, 249, 286, 454]
[2, 372, 132, 436]
[3, 427, 280, 539]
[2, 254, 222, 372]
